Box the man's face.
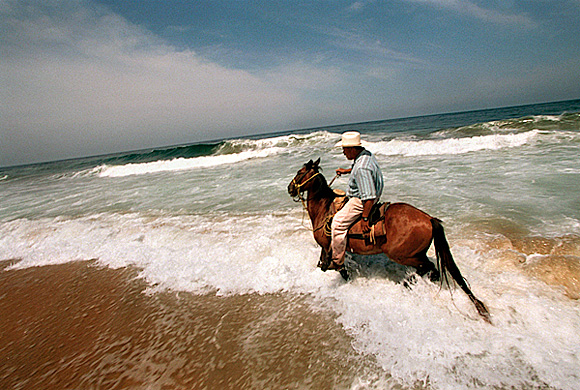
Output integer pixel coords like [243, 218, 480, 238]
[342, 147, 358, 160]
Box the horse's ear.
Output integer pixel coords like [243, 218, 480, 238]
[314, 158, 320, 168]
[305, 159, 313, 169]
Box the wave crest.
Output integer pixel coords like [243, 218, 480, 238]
[217, 131, 336, 154]
[370, 130, 541, 157]
[93, 131, 336, 178]
[95, 148, 283, 177]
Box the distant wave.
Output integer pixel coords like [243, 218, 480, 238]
[100, 143, 222, 166]
[435, 112, 580, 138]
[95, 147, 284, 177]
[93, 131, 336, 178]
[370, 130, 541, 157]
[216, 131, 337, 154]
[87, 113, 580, 176]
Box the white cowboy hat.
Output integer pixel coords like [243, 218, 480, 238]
[335, 131, 369, 147]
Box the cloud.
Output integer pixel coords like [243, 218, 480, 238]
[348, 1, 375, 12]
[318, 26, 425, 66]
[0, 0, 341, 165]
[403, 0, 535, 28]
[1, 0, 572, 167]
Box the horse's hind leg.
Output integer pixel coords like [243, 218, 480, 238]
[401, 254, 439, 289]
[414, 253, 440, 282]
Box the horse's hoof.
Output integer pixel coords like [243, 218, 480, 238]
[428, 270, 441, 283]
[416, 263, 440, 283]
[403, 275, 417, 289]
[339, 268, 349, 281]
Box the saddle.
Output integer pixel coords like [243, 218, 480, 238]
[328, 190, 390, 242]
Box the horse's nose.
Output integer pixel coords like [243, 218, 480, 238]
[288, 181, 296, 196]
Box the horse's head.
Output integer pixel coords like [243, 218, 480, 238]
[288, 158, 321, 199]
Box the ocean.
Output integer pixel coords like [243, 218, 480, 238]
[1, 99, 579, 389]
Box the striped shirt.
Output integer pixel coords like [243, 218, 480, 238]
[346, 149, 384, 201]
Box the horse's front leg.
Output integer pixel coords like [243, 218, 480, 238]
[318, 247, 332, 271]
[318, 245, 349, 280]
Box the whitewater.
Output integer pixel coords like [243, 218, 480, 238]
[1, 100, 579, 389]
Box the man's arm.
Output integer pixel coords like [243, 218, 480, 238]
[336, 167, 351, 176]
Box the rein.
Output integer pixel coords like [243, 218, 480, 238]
[291, 170, 339, 234]
[327, 173, 339, 187]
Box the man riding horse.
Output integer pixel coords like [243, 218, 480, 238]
[329, 131, 384, 272]
[288, 132, 491, 323]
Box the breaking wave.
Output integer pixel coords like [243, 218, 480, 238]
[94, 147, 284, 177]
[369, 129, 579, 157]
[92, 132, 336, 178]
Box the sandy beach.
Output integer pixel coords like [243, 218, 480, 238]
[0, 260, 383, 389]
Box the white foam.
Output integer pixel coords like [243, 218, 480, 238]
[222, 131, 337, 150]
[0, 212, 329, 295]
[95, 147, 284, 177]
[328, 246, 580, 389]
[2, 212, 580, 389]
[369, 130, 540, 157]
[91, 131, 338, 178]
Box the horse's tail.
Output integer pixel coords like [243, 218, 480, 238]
[431, 218, 491, 324]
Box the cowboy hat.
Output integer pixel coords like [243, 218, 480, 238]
[335, 131, 369, 147]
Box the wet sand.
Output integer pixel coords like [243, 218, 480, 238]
[458, 226, 580, 300]
[0, 260, 379, 389]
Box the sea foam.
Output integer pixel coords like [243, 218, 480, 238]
[2, 212, 579, 389]
[93, 132, 338, 178]
[95, 147, 284, 177]
[370, 130, 540, 157]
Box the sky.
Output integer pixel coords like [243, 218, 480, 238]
[2, 0, 580, 167]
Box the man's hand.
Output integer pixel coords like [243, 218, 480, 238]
[336, 168, 351, 176]
[361, 199, 374, 234]
[361, 219, 371, 233]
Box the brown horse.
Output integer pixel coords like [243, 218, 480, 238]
[288, 158, 491, 323]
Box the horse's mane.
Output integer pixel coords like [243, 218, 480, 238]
[305, 160, 336, 201]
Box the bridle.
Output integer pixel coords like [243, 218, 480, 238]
[290, 166, 340, 235]
[290, 169, 324, 233]
[290, 170, 321, 204]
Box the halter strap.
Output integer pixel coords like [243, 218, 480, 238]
[291, 171, 321, 191]
[291, 171, 322, 212]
